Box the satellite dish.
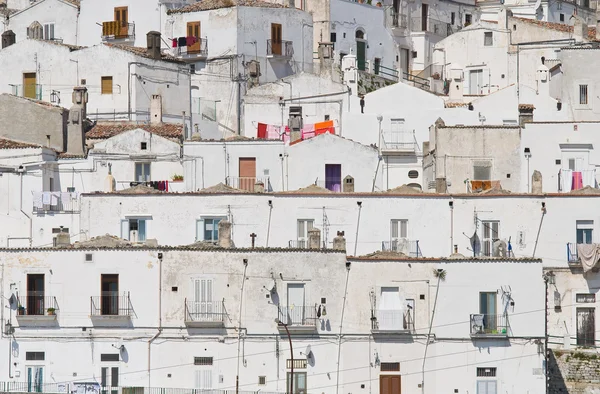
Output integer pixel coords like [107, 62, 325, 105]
[305, 345, 313, 360]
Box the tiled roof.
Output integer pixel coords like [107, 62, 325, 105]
[34, 39, 84, 51]
[104, 44, 183, 63]
[62, 0, 80, 6]
[513, 17, 599, 42]
[168, 0, 287, 14]
[0, 5, 17, 16]
[438, 125, 521, 129]
[518, 103, 535, 111]
[0, 138, 42, 150]
[86, 122, 184, 140]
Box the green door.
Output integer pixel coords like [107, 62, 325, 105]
[356, 41, 366, 71]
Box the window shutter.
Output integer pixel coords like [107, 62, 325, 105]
[44, 24, 48, 39]
[121, 220, 129, 240]
[391, 220, 399, 239]
[203, 370, 212, 389]
[196, 219, 204, 241]
[50, 24, 55, 40]
[400, 220, 408, 238]
[138, 219, 146, 241]
[195, 370, 202, 389]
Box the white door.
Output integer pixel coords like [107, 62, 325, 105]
[469, 70, 483, 95]
[477, 380, 497, 394]
[287, 283, 305, 324]
[378, 287, 403, 330]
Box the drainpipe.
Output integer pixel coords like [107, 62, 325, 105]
[19, 171, 32, 247]
[354, 202, 363, 256]
[335, 262, 351, 394]
[235, 259, 249, 394]
[147, 252, 163, 388]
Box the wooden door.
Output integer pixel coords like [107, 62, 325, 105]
[421, 4, 428, 31]
[356, 41, 366, 71]
[239, 158, 256, 192]
[114, 6, 128, 38]
[380, 375, 401, 394]
[577, 307, 595, 346]
[187, 21, 201, 53]
[27, 274, 45, 315]
[101, 274, 119, 315]
[271, 23, 282, 55]
[23, 73, 36, 99]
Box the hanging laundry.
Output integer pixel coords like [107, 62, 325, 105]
[257, 123, 268, 139]
[186, 36, 198, 47]
[32, 192, 43, 209]
[42, 192, 51, 205]
[50, 192, 59, 206]
[572, 171, 583, 190]
[582, 169, 596, 188]
[178, 37, 186, 47]
[60, 192, 71, 205]
[560, 169, 573, 192]
[265, 124, 281, 139]
[172, 38, 178, 48]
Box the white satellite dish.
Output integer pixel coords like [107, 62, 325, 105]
[305, 345, 313, 360]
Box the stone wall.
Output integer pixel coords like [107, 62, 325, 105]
[549, 349, 600, 394]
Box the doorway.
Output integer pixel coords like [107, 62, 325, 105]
[23, 73, 37, 99]
[27, 274, 45, 316]
[287, 283, 305, 325]
[356, 30, 366, 71]
[380, 375, 401, 394]
[114, 6, 128, 38]
[271, 23, 282, 55]
[325, 164, 342, 192]
[421, 4, 428, 31]
[238, 157, 256, 192]
[101, 274, 119, 315]
[469, 69, 483, 95]
[187, 21, 201, 53]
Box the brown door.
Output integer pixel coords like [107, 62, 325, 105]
[187, 21, 201, 53]
[380, 375, 401, 394]
[27, 274, 45, 316]
[271, 23, 282, 55]
[101, 274, 119, 315]
[23, 73, 37, 99]
[239, 158, 256, 192]
[421, 4, 428, 31]
[114, 6, 128, 38]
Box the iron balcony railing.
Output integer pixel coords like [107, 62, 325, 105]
[33, 191, 79, 212]
[102, 21, 135, 40]
[386, 8, 408, 29]
[376, 64, 399, 81]
[278, 305, 317, 327]
[0, 384, 287, 394]
[410, 17, 453, 37]
[470, 314, 508, 335]
[382, 240, 421, 258]
[17, 292, 59, 317]
[91, 292, 133, 317]
[371, 309, 415, 332]
[184, 299, 226, 324]
[381, 131, 418, 152]
[175, 38, 208, 57]
[267, 39, 294, 57]
[225, 176, 270, 192]
[10, 84, 43, 100]
[0, 381, 64, 393]
[567, 242, 581, 264]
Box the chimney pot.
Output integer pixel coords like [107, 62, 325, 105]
[1, 30, 16, 49]
[218, 220, 234, 248]
[308, 228, 322, 249]
[54, 232, 70, 247]
[150, 94, 163, 124]
[146, 31, 162, 60]
[333, 234, 346, 251]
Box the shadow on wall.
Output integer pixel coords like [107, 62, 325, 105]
[548, 349, 569, 394]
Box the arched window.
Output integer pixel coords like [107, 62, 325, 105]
[355, 29, 365, 40]
[407, 182, 422, 190]
[27, 21, 43, 40]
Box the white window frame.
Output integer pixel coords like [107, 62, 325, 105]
[297, 219, 314, 248]
[135, 162, 151, 182]
[390, 219, 408, 241]
[481, 220, 500, 257]
[484, 32, 493, 46]
[196, 216, 227, 242]
[191, 277, 215, 316]
[43, 23, 55, 40]
[575, 81, 592, 109]
[121, 216, 151, 242]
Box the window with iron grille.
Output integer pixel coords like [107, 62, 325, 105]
[476, 367, 497, 377]
[100, 354, 119, 362]
[473, 161, 492, 181]
[577, 293, 596, 303]
[286, 359, 307, 369]
[484, 32, 493, 46]
[258, 376, 266, 385]
[380, 362, 400, 372]
[580, 84, 589, 105]
[194, 357, 214, 366]
[26, 352, 45, 361]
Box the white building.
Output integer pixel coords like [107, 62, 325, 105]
[478, 0, 598, 26]
[0, 240, 545, 394]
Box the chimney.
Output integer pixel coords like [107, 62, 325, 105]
[497, 7, 508, 29]
[518, 104, 535, 127]
[435, 177, 447, 193]
[572, 16, 588, 42]
[1, 30, 16, 49]
[67, 86, 88, 156]
[288, 106, 303, 143]
[343, 175, 354, 192]
[531, 170, 543, 194]
[146, 31, 162, 60]
[54, 232, 70, 247]
[308, 228, 321, 249]
[333, 231, 346, 251]
[218, 220, 234, 248]
[150, 94, 163, 124]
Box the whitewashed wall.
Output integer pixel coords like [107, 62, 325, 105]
[7, 0, 79, 45]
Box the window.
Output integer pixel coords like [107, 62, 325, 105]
[286, 283, 306, 325]
[479, 292, 498, 334]
[85, 253, 94, 263]
[258, 376, 267, 385]
[191, 278, 214, 320]
[477, 381, 497, 394]
[465, 14, 472, 26]
[577, 293, 596, 303]
[325, 164, 342, 192]
[374, 58, 381, 75]
[576, 307, 595, 346]
[297, 219, 314, 248]
[560, 13, 565, 22]
[100, 354, 120, 362]
[576, 220, 593, 244]
[451, 12, 455, 25]
[330, 32, 336, 43]
[502, 119, 518, 125]
[27, 21, 43, 39]
[473, 161, 492, 181]
[286, 359, 307, 369]
[482, 221, 500, 256]
[286, 372, 307, 394]
[408, 170, 419, 179]
[391, 219, 408, 248]
[101, 366, 119, 390]
[135, 162, 151, 182]
[101, 76, 113, 95]
[114, 6, 128, 38]
[141, 142, 147, 150]
[324, 115, 330, 121]
[26, 352, 45, 361]
[380, 362, 400, 372]
[194, 357, 214, 366]
[52, 227, 69, 234]
[476, 367, 497, 377]
[43, 23, 55, 40]
[579, 84, 589, 105]
[412, 51, 417, 58]
[484, 32, 493, 46]
[196, 217, 225, 242]
[121, 218, 147, 242]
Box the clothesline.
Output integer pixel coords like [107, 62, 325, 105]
[32, 191, 78, 209]
[256, 120, 336, 143]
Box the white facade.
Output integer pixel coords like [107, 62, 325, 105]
[0, 246, 545, 394]
[478, 0, 597, 26]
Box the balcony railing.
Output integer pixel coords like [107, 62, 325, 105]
[386, 8, 408, 29]
[0, 383, 287, 394]
[16, 293, 59, 317]
[33, 192, 79, 212]
[382, 239, 421, 258]
[371, 309, 414, 333]
[470, 314, 508, 336]
[184, 299, 226, 327]
[102, 21, 135, 40]
[410, 17, 453, 37]
[174, 38, 208, 58]
[381, 131, 418, 153]
[91, 292, 133, 317]
[267, 39, 294, 58]
[278, 305, 317, 328]
[225, 176, 270, 192]
[0, 382, 64, 393]
[10, 84, 42, 100]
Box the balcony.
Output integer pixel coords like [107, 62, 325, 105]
[0, 382, 64, 393]
[225, 176, 270, 192]
[184, 299, 227, 328]
[382, 240, 421, 258]
[567, 243, 580, 265]
[385, 7, 408, 33]
[16, 293, 59, 326]
[267, 39, 294, 59]
[381, 131, 418, 155]
[277, 305, 318, 333]
[9, 84, 42, 100]
[102, 21, 135, 42]
[371, 309, 414, 336]
[90, 292, 133, 325]
[410, 17, 453, 38]
[33, 191, 79, 213]
[470, 314, 508, 338]
[174, 38, 208, 59]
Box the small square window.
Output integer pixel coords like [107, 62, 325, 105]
[194, 357, 214, 365]
[101, 76, 113, 95]
[330, 32, 336, 43]
[412, 51, 418, 59]
[141, 142, 147, 150]
[190, 64, 196, 74]
[555, 159, 561, 165]
[324, 115, 330, 121]
[26, 352, 45, 361]
[171, 286, 178, 292]
[484, 32, 493, 46]
[85, 253, 94, 263]
[560, 14, 565, 22]
[258, 376, 266, 385]
[321, 297, 327, 304]
[420, 294, 425, 300]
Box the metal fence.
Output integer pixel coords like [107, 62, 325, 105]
[410, 17, 452, 37]
[470, 314, 508, 335]
[267, 39, 294, 57]
[184, 299, 226, 324]
[381, 240, 421, 258]
[17, 293, 59, 317]
[278, 305, 317, 327]
[33, 192, 79, 213]
[174, 39, 208, 57]
[90, 292, 133, 317]
[10, 84, 43, 100]
[372, 309, 414, 332]
[225, 176, 270, 192]
[381, 130, 417, 152]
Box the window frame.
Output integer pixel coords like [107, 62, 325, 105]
[196, 216, 227, 242]
[101, 76, 113, 95]
[481, 220, 500, 256]
[484, 32, 493, 46]
[43, 23, 55, 40]
[579, 84, 589, 106]
[134, 162, 151, 182]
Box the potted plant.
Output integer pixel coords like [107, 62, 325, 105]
[47, 308, 56, 316]
[171, 174, 184, 182]
[366, 0, 372, 4]
[376, 1, 383, 6]
[432, 72, 441, 80]
[18, 305, 25, 315]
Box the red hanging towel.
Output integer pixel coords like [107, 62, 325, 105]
[257, 123, 267, 139]
[186, 36, 197, 47]
[172, 38, 177, 48]
[165, 180, 169, 192]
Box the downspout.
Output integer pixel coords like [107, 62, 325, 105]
[354, 202, 363, 256]
[147, 252, 163, 388]
[19, 172, 32, 247]
[235, 259, 249, 394]
[533, 203, 546, 258]
[266, 202, 273, 247]
[335, 262, 351, 394]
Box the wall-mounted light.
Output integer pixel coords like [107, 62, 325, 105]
[524, 147, 532, 158]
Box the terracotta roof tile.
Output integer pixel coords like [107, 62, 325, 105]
[0, 138, 42, 150]
[519, 103, 535, 111]
[168, 0, 287, 14]
[513, 17, 599, 42]
[86, 122, 184, 140]
[62, 0, 80, 6]
[104, 44, 184, 63]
